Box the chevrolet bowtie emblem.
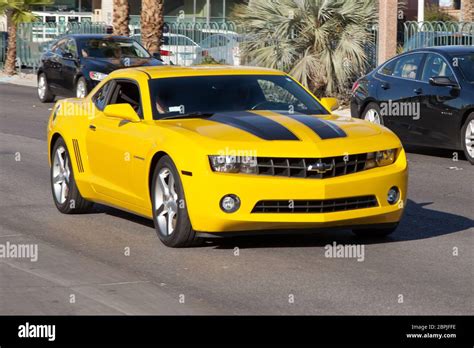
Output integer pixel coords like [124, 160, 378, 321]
[307, 162, 334, 174]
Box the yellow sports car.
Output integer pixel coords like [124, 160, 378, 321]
[47, 66, 408, 247]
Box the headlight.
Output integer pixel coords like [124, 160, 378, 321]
[89, 71, 108, 81]
[366, 149, 397, 169]
[209, 155, 258, 174]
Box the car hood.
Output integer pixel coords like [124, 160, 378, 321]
[155, 110, 402, 157]
[84, 57, 162, 73]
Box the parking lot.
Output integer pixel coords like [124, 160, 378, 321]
[0, 82, 473, 315]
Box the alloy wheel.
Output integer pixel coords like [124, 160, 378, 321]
[154, 167, 179, 236]
[38, 75, 46, 100]
[364, 108, 382, 124]
[76, 80, 87, 98]
[52, 146, 71, 204]
[465, 119, 474, 158]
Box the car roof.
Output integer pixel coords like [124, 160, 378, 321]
[66, 34, 132, 40]
[410, 45, 474, 54]
[109, 65, 285, 79]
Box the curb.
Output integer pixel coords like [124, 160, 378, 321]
[0, 74, 37, 88]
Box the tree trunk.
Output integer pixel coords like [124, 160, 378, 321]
[462, 0, 474, 22]
[113, 0, 130, 36]
[141, 0, 164, 54]
[4, 11, 17, 76]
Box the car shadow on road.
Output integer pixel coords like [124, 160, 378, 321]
[405, 144, 468, 162]
[90, 199, 473, 249]
[204, 199, 474, 249]
[93, 204, 155, 228]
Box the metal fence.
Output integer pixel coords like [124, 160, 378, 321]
[404, 21, 474, 52]
[2, 19, 379, 73]
[15, 21, 107, 69]
[365, 24, 378, 73]
[129, 21, 240, 66]
[0, 22, 6, 68]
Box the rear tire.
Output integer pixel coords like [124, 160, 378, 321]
[51, 137, 92, 214]
[461, 113, 474, 165]
[151, 155, 200, 247]
[37, 73, 55, 103]
[361, 102, 383, 125]
[352, 224, 398, 238]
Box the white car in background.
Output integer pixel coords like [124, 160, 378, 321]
[199, 33, 241, 66]
[160, 33, 201, 66]
[131, 31, 201, 66]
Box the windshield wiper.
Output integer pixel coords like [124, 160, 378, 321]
[160, 112, 215, 120]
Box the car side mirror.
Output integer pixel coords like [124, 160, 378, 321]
[62, 52, 75, 60]
[429, 76, 459, 88]
[320, 97, 339, 111]
[104, 104, 141, 123]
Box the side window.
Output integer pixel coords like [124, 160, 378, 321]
[92, 81, 113, 111]
[52, 39, 67, 56]
[108, 80, 143, 118]
[65, 39, 78, 58]
[392, 54, 424, 80]
[379, 59, 397, 76]
[421, 54, 455, 82]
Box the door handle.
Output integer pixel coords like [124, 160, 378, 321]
[89, 124, 96, 131]
[413, 88, 423, 95]
[381, 82, 390, 90]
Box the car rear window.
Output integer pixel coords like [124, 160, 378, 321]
[451, 53, 474, 82]
[78, 38, 151, 59]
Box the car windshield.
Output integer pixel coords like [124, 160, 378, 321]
[149, 74, 329, 119]
[78, 38, 151, 59]
[452, 53, 474, 82]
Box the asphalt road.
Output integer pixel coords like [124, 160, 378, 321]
[0, 83, 473, 315]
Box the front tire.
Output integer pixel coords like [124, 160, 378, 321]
[352, 224, 398, 238]
[51, 138, 92, 214]
[461, 113, 474, 165]
[151, 155, 199, 247]
[37, 73, 55, 103]
[75, 77, 88, 98]
[361, 102, 383, 125]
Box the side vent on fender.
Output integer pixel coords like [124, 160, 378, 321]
[72, 139, 84, 173]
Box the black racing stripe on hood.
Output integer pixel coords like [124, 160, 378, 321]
[275, 111, 347, 139]
[208, 112, 299, 141]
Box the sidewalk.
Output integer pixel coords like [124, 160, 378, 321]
[0, 72, 37, 88]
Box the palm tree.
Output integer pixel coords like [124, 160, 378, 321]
[112, 0, 130, 36]
[0, 0, 52, 75]
[140, 0, 164, 54]
[233, 0, 376, 95]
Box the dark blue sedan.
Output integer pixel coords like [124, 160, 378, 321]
[351, 46, 474, 164]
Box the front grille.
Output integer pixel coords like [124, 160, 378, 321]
[256, 153, 368, 179]
[252, 195, 378, 213]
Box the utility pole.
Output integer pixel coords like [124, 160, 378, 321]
[418, 0, 424, 23]
[378, 0, 398, 65]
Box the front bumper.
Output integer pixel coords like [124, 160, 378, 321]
[182, 149, 408, 233]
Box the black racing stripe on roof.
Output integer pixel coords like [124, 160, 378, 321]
[208, 111, 299, 141]
[275, 111, 347, 139]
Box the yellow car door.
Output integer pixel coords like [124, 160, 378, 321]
[85, 79, 149, 208]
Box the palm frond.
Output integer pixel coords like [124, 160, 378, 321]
[233, 0, 376, 95]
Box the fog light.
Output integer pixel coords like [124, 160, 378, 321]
[387, 186, 400, 205]
[220, 194, 240, 213]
